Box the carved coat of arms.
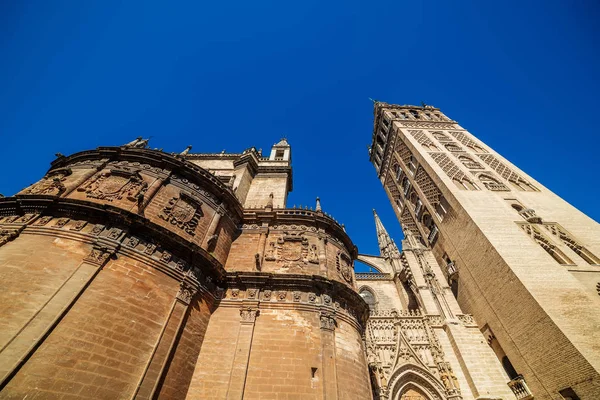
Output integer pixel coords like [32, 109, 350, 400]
[79, 170, 147, 202]
[337, 251, 354, 283]
[159, 193, 203, 236]
[264, 232, 319, 269]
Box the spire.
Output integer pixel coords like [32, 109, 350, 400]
[373, 209, 400, 259]
[315, 197, 322, 212]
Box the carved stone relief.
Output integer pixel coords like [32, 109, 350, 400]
[177, 280, 198, 305]
[83, 246, 113, 266]
[264, 232, 318, 269]
[23, 169, 71, 196]
[159, 193, 203, 235]
[78, 170, 148, 202]
[336, 251, 354, 283]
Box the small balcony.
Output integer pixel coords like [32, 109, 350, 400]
[508, 375, 533, 400]
[446, 261, 458, 279]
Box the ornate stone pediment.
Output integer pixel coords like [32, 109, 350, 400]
[159, 192, 203, 236]
[78, 170, 148, 202]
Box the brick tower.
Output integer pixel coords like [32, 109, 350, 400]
[369, 102, 600, 400]
[0, 139, 370, 399]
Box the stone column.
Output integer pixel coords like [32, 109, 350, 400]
[62, 161, 109, 197]
[138, 173, 170, 214]
[0, 242, 118, 388]
[320, 310, 338, 400]
[133, 275, 197, 400]
[202, 204, 226, 249]
[226, 304, 259, 400]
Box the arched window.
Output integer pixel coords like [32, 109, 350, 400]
[458, 155, 483, 169]
[444, 143, 463, 153]
[432, 132, 451, 142]
[359, 288, 377, 310]
[478, 174, 509, 191]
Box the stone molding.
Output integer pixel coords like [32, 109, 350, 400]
[0, 197, 226, 295]
[47, 146, 244, 221]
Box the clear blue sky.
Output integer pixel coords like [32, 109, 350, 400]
[1, 1, 599, 270]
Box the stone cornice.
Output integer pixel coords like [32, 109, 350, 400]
[49, 146, 244, 221]
[0, 196, 227, 282]
[242, 208, 357, 258]
[224, 271, 369, 328]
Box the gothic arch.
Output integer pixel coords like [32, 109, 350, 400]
[387, 364, 446, 400]
[358, 286, 378, 311]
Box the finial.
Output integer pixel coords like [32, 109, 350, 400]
[124, 137, 143, 147]
[221, 149, 226, 154]
[180, 145, 192, 156]
[133, 138, 149, 148]
[316, 197, 322, 212]
[341, 224, 346, 232]
[368, 97, 377, 104]
[55, 152, 64, 158]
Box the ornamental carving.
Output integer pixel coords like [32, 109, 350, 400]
[277, 291, 287, 301]
[159, 193, 203, 235]
[0, 229, 20, 247]
[79, 170, 147, 202]
[91, 224, 105, 235]
[366, 308, 457, 399]
[126, 237, 140, 248]
[177, 280, 197, 305]
[70, 221, 87, 231]
[23, 169, 71, 196]
[319, 312, 336, 331]
[263, 290, 272, 300]
[240, 307, 259, 323]
[231, 288, 240, 298]
[35, 216, 53, 226]
[264, 232, 318, 270]
[247, 289, 258, 299]
[160, 251, 172, 263]
[336, 251, 354, 283]
[84, 246, 113, 266]
[55, 218, 69, 227]
[108, 228, 122, 240]
[293, 291, 301, 302]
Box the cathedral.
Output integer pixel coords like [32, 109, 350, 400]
[0, 103, 597, 400]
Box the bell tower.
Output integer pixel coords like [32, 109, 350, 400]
[369, 101, 600, 399]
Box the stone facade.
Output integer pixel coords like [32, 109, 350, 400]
[0, 139, 370, 400]
[357, 211, 515, 400]
[369, 102, 600, 400]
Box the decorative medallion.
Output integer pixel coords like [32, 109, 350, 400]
[159, 193, 203, 235]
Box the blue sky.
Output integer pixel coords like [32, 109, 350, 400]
[1, 1, 598, 270]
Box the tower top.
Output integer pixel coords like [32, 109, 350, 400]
[269, 138, 291, 161]
[373, 209, 401, 259]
